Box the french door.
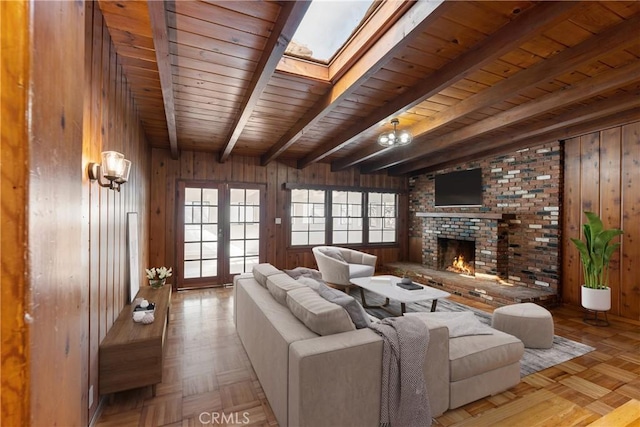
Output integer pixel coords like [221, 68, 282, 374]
[177, 181, 265, 289]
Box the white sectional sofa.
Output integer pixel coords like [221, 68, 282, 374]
[233, 264, 524, 427]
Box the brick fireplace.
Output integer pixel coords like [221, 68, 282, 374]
[419, 212, 512, 280]
[408, 141, 562, 294]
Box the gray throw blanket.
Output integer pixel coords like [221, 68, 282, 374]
[369, 316, 431, 427]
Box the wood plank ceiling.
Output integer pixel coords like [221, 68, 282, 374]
[99, 0, 640, 176]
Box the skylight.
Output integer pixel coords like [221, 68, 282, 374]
[286, 0, 376, 64]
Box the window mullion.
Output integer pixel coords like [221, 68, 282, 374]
[363, 192, 369, 244]
[326, 190, 332, 245]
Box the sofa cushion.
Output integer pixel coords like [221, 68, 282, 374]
[406, 311, 494, 338]
[284, 267, 324, 282]
[286, 287, 355, 336]
[296, 276, 323, 292]
[253, 263, 282, 288]
[316, 283, 371, 329]
[295, 278, 371, 329]
[267, 273, 306, 305]
[448, 329, 524, 382]
[349, 263, 376, 279]
[319, 247, 346, 263]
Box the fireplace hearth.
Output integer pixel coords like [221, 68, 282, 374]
[438, 238, 475, 276]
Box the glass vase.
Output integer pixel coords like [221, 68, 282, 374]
[149, 278, 166, 289]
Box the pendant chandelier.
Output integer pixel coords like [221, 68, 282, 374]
[377, 118, 412, 147]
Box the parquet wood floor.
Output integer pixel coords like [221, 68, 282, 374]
[95, 287, 640, 427]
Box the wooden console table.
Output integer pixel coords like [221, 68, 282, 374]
[99, 285, 171, 396]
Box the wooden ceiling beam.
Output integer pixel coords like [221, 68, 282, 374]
[260, 0, 449, 166]
[333, 9, 637, 173]
[218, 1, 311, 163]
[148, 0, 178, 159]
[304, 0, 579, 171]
[363, 60, 640, 173]
[390, 91, 640, 175]
[405, 14, 640, 140]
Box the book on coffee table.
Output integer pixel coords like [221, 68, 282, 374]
[396, 282, 422, 291]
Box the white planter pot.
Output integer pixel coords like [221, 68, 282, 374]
[581, 286, 611, 312]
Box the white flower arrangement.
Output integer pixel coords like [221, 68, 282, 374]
[146, 266, 173, 280]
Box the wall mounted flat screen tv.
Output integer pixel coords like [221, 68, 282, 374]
[435, 168, 483, 207]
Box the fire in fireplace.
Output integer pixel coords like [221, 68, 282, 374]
[437, 238, 475, 276]
[449, 254, 473, 275]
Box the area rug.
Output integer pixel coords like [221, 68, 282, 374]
[352, 289, 595, 377]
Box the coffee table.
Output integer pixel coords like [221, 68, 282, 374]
[350, 275, 450, 316]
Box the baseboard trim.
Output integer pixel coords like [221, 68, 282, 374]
[88, 395, 106, 427]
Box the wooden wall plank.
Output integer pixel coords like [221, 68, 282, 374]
[81, 0, 94, 418]
[276, 163, 289, 268]
[149, 148, 168, 269]
[164, 154, 179, 276]
[193, 151, 207, 180]
[580, 132, 601, 214]
[28, 1, 86, 425]
[620, 121, 640, 319]
[107, 42, 118, 327]
[1, 1, 30, 425]
[599, 127, 622, 314]
[562, 137, 583, 307]
[99, 17, 111, 344]
[114, 62, 123, 312]
[87, 5, 103, 417]
[266, 162, 278, 266]
[180, 150, 194, 180]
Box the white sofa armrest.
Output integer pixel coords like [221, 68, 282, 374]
[359, 252, 377, 267]
[288, 329, 383, 427]
[288, 323, 450, 426]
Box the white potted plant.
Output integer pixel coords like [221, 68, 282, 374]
[570, 211, 623, 314]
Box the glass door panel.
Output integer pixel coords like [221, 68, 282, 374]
[181, 187, 219, 285]
[178, 183, 264, 289]
[228, 188, 261, 275]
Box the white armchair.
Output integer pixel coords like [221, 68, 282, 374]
[312, 246, 377, 293]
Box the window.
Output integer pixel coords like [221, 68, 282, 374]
[291, 189, 326, 246]
[332, 191, 363, 244]
[289, 187, 398, 247]
[285, 1, 376, 64]
[368, 192, 397, 243]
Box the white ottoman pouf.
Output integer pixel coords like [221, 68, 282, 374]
[491, 303, 554, 349]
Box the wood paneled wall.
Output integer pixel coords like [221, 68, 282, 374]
[83, 2, 151, 422]
[563, 121, 640, 320]
[149, 149, 408, 282]
[1, 1, 150, 425]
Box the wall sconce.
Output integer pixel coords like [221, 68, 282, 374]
[88, 151, 131, 192]
[377, 118, 412, 147]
